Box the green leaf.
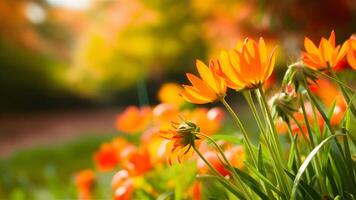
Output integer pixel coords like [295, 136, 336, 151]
[197, 175, 246, 200]
[291, 134, 347, 200]
[288, 135, 299, 171]
[234, 168, 270, 200]
[245, 162, 284, 197]
[210, 134, 243, 144]
[285, 170, 321, 199]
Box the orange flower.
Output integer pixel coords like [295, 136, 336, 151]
[75, 169, 96, 200]
[140, 127, 168, 163]
[94, 143, 119, 172]
[303, 30, 349, 70]
[152, 103, 180, 126]
[181, 59, 227, 104]
[111, 170, 134, 200]
[347, 35, 356, 70]
[197, 150, 230, 177]
[121, 147, 153, 176]
[225, 145, 245, 169]
[115, 106, 152, 134]
[191, 107, 224, 135]
[161, 120, 200, 165]
[218, 38, 277, 90]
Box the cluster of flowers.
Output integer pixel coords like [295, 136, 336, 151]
[75, 88, 246, 199]
[75, 31, 356, 200]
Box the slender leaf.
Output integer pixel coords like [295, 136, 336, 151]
[234, 168, 270, 200]
[291, 134, 347, 200]
[285, 170, 321, 199]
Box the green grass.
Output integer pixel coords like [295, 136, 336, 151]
[0, 133, 116, 200]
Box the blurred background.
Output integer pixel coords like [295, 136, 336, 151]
[0, 0, 355, 198]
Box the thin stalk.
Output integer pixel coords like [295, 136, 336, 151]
[304, 83, 335, 135]
[193, 145, 252, 199]
[220, 98, 258, 166]
[303, 81, 346, 159]
[329, 70, 356, 117]
[299, 94, 316, 147]
[257, 87, 285, 162]
[286, 122, 302, 168]
[289, 114, 310, 143]
[257, 87, 291, 196]
[242, 91, 276, 198]
[298, 93, 327, 193]
[199, 133, 253, 198]
[243, 91, 266, 134]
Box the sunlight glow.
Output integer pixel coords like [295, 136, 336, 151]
[47, 0, 91, 10]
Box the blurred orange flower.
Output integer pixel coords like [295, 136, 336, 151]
[181, 59, 227, 104]
[75, 169, 96, 200]
[158, 83, 185, 106]
[303, 30, 349, 70]
[152, 103, 180, 126]
[346, 35, 356, 70]
[197, 150, 230, 177]
[94, 143, 119, 172]
[115, 106, 152, 134]
[121, 147, 153, 176]
[225, 145, 245, 169]
[140, 127, 168, 163]
[218, 38, 277, 90]
[191, 107, 224, 135]
[161, 121, 200, 165]
[112, 170, 134, 200]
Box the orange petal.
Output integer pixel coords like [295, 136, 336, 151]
[186, 73, 216, 99]
[196, 60, 218, 91]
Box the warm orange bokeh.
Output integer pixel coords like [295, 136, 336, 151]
[75, 169, 96, 200]
[181, 59, 227, 104]
[121, 147, 153, 176]
[190, 107, 224, 135]
[158, 83, 185, 106]
[94, 143, 120, 172]
[111, 170, 134, 200]
[303, 31, 349, 70]
[115, 106, 152, 134]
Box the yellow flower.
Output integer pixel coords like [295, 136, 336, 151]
[347, 35, 356, 70]
[160, 121, 200, 165]
[181, 59, 227, 104]
[218, 38, 277, 90]
[303, 30, 349, 70]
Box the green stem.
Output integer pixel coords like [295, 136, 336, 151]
[257, 87, 285, 161]
[299, 94, 316, 147]
[243, 91, 266, 134]
[242, 91, 276, 198]
[329, 70, 356, 118]
[286, 122, 302, 168]
[220, 98, 258, 166]
[192, 145, 251, 199]
[257, 87, 291, 196]
[199, 133, 253, 198]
